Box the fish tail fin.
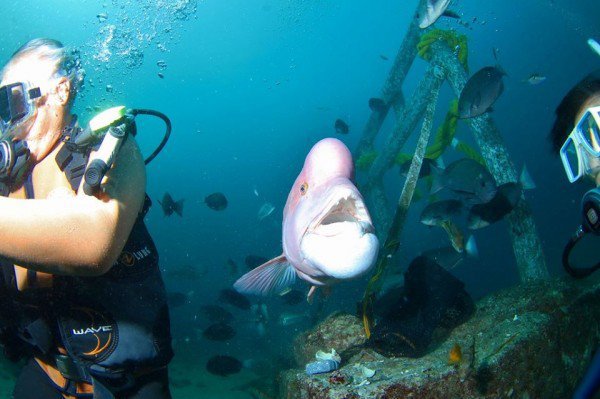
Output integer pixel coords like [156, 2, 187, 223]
[520, 164, 536, 190]
[465, 235, 479, 258]
[496, 64, 508, 77]
[174, 199, 184, 217]
[234, 255, 296, 296]
[429, 163, 445, 194]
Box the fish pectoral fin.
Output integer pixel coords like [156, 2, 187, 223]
[233, 254, 296, 296]
[174, 199, 184, 217]
[307, 286, 318, 304]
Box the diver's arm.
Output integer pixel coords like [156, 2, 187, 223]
[0, 136, 146, 276]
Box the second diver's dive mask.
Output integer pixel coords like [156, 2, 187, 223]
[560, 107, 600, 280]
[560, 106, 600, 183]
[0, 82, 40, 194]
[0, 81, 41, 136]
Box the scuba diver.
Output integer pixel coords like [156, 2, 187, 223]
[0, 39, 173, 398]
[549, 69, 600, 399]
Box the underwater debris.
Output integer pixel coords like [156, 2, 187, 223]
[417, 29, 469, 72]
[305, 360, 339, 375]
[305, 349, 341, 375]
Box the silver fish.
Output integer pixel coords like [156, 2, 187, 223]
[419, 199, 463, 226]
[418, 0, 452, 29]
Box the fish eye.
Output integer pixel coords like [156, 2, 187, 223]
[300, 182, 308, 196]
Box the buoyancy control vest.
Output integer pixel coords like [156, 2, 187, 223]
[0, 116, 173, 395]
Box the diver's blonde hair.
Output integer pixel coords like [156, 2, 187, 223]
[2, 38, 85, 106]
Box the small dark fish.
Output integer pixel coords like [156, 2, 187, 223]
[205, 192, 228, 211]
[202, 322, 236, 341]
[279, 289, 304, 306]
[421, 241, 479, 270]
[167, 292, 189, 308]
[158, 72, 165, 79]
[158, 192, 184, 217]
[334, 119, 349, 135]
[227, 258, 238, 275]
[368, 98, 386, 113]
[419, 199, 463, 226]
[244, 255, 269, 270]
[431, 158, 497, 204]
[458, 66, 506, 119]
[166, 264, 205, 280]
[399, 157, 436, 178]
[199, 304, 234, 324]
[421, 247, 466, 270]
[467, 182, 522, 230]
[379, 54, 389, 61]
[206, 355, 242, 377]
[219, 288, 251, 310]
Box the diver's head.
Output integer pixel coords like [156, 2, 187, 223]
[0, 39, 84, 158]
[550, 70, 600, 186]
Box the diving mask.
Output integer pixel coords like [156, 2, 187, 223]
[560, 106, 600, 183]
[0, 82, 41, 135]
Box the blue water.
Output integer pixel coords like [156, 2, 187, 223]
[1, 0, 600, 397]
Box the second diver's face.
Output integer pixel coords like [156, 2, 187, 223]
[0, 54, 71, 161]
[575, 95, 600, 187]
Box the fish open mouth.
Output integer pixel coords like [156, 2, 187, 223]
[309, 190, 374, 236]
[301, 187, 378, 280]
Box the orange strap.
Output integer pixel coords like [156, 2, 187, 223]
[34, 357, 94, 399]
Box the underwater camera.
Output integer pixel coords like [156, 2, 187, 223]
[562, 187, 600, 278]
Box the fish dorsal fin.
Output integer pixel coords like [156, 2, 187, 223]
[233, 255, 296, 296]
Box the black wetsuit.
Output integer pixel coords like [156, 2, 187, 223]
[0, 140, 173, 398]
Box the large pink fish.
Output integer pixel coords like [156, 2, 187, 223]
[234, 138, 379, 298]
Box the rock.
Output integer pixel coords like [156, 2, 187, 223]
[293, 313, 368, 366]
[280, 277, 600, 398]
[370, 256, 475, 358]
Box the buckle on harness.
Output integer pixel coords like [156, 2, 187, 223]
[54, 353, 89, 382]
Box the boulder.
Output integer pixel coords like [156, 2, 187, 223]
[280, 277, 600, 398]
[293, 313, 368, 366]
